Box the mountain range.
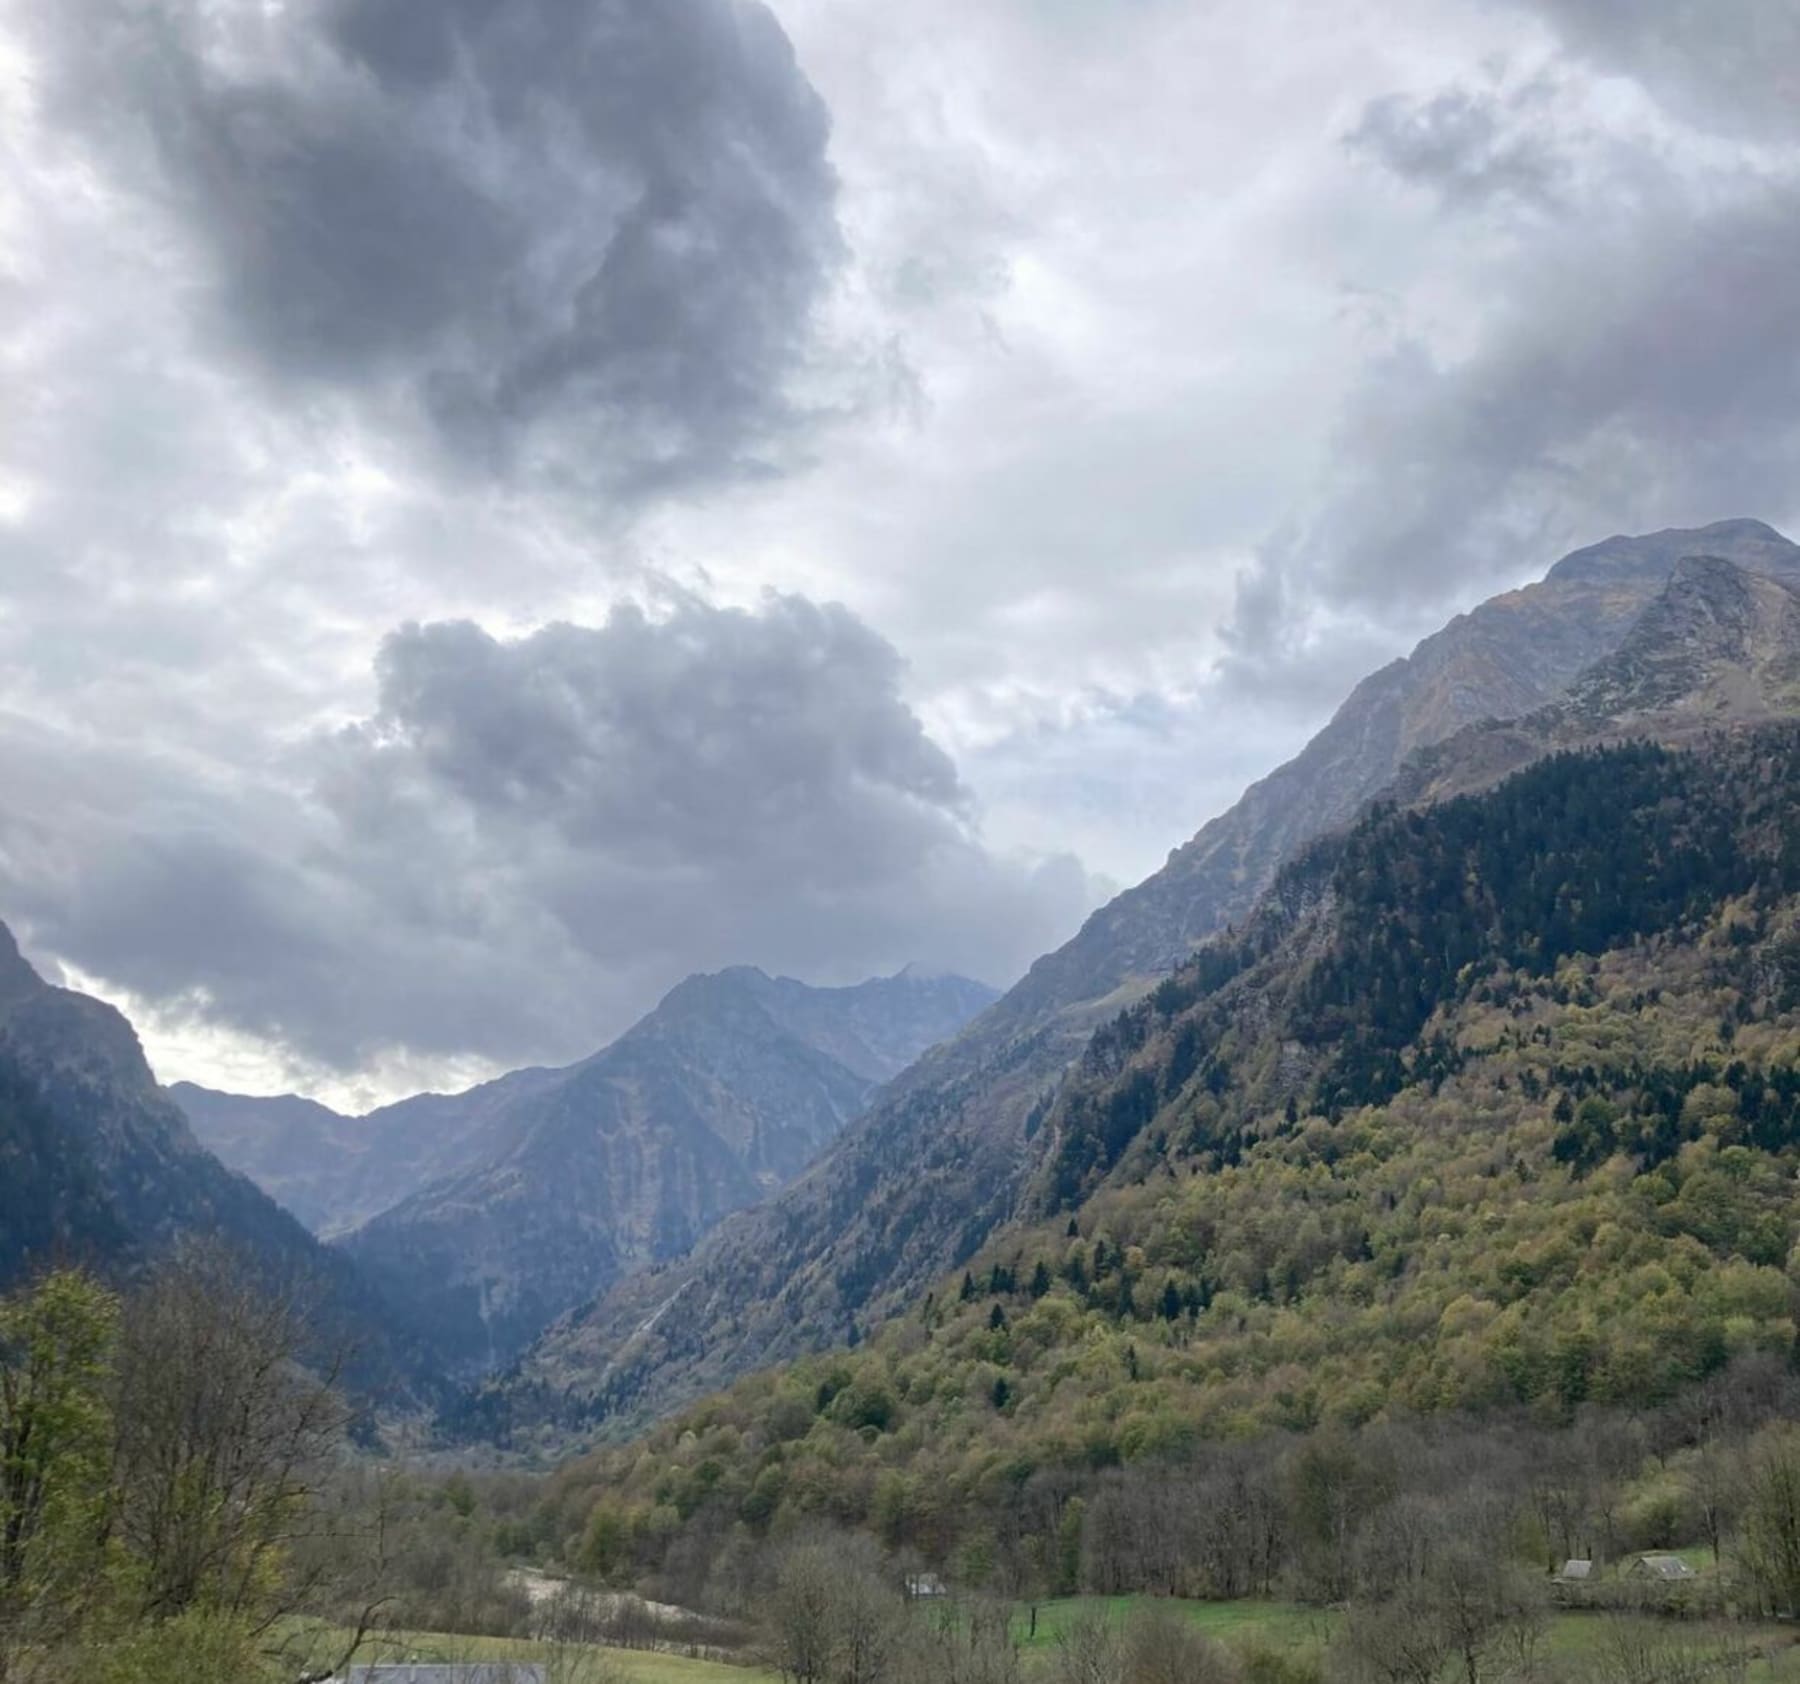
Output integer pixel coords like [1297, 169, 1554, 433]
[177, 966, 996, 1372]
[540, 698, 1800, 1593]
[9, 516, 1800, 1455]
[488, 519, 1800, 1438]
[171, 1066, 567, 1240]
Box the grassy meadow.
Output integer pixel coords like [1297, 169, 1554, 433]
[317, 1592, 1800, 1683]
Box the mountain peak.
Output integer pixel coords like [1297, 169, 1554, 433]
[1546, 518, 1799, 587]
[0, 920, 43, 1008]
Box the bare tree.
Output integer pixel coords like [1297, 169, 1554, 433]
[832, 1566, 906, 1684]
[1121, 1602, 1238, 1684]
[1048, 1607, 1124, 1684]
[1330, 1491, 1541, 1684]
[907, 1598, 1023, 1684]
[766, 1542, 840, 1684]
[1329, 1593, 1453, 1684]
[1684, 1439, 1739, 1569]
[109, 1244, 349, 1624]
[1735, 1424, 1800, 1618]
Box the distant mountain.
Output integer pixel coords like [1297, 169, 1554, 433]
[498, 519, 1800, 1439]
[0, 922, 421, 1393]
[173, 1064, 565, 1238]
[336, 966, 995, 1373]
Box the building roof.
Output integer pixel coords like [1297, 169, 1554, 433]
[1632, 1555, 1697, 1580]
[341, 1667, 547, 1684]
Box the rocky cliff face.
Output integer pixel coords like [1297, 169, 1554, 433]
[334, 966, 995, 1373]
[1010, 519, 1800, 1011]
[1393, 557, 1800, 806]
[500, 519, 1800, 1437]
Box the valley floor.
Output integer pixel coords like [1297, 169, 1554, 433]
[1011, 1596, 1800, 1679]
[314, 1595, 1800, 1683]
[301, 1624, 780, 1683]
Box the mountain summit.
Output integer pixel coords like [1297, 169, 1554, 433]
[1393, 556, 1800, 807]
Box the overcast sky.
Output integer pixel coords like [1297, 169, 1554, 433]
[2, 0, 1797, 1108]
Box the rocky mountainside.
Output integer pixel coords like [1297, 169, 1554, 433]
[173, 1064, 566, 1238]
[493, 519, 1800, 1438]
[0, 921, 422, 1392]
[1393, 556, 1800, 806]
[338, 966, 996, 1373]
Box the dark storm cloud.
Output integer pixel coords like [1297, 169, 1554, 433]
[325, 596, 968, 875]
[0, 596, 1091, 1075]
[29, 0, 844, 494]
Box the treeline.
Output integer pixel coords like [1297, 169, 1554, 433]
[414, 1354, 1800, 1683]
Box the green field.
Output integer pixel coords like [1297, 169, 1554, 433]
[1008, 1594, 1327, 1653]
[300, 1595, 1800, 1683]
[1000, 1593, 1800, 1680]
[285, 1624, 777, 1683]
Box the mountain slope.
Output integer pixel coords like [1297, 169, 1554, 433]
[1393, 555, 1800, 806]
[499, 520, 1800, 1433]
[0, 921, 422, 1391]
[340, 966, 996, 1372]
[173, 1064, 566, 1238]
[537, 724, 1800, 1577]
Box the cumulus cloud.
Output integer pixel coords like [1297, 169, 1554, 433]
[0, 594, 1094, 1083]
[22, 0, 845, 496]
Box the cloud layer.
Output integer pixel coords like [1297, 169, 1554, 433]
[0, 595, 1091, 1086]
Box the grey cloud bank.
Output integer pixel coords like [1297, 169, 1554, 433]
[0, 594, 1091, 1081]
[1229, 4, 1800, 655]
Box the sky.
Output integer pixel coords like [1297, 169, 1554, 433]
[1, 0, 1797, 1109]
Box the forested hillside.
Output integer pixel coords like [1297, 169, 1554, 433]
[497, 727, 1800, 1601]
